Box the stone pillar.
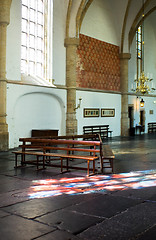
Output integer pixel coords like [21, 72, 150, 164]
[64, 38, 79, 135]
[119, 53, 131, 136]
[0, 0, 12, 151]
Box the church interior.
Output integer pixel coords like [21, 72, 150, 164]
[0, 0, 156, 239]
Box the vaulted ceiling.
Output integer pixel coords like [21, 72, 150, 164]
[66, 0, 156, 53]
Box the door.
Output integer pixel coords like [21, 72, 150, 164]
[128, 105, 134, 135]
[140, 110, 145, 132]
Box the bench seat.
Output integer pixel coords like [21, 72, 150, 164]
[13, 139, 101, 176]
[13, 150, 99, 175]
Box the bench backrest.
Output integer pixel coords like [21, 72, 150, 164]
[19, 138, 102, 156]
[19, 134, 100, 142]
[83, 125, 109, 134]
[148, 122, 156, 127]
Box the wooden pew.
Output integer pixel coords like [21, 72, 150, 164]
[148, 122, 156, 133]
[13, 138, 101, 176]
[83, 125, 113, 140]
[13, 134, 115, 175]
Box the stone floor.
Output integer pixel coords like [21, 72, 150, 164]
[0, 134, 156, 240]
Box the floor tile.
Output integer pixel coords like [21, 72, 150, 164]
[65, 194, 142, 218]
[0, 215, 54, 240]
[36, 209, 103, 234]
[34, 229, 83, 240]
[3, 193, 100, 219]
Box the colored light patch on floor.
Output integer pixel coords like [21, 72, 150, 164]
[28, 169, 156, 199]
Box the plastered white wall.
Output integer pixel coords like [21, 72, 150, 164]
[144, 97, 156, 131]
[7, 83, 66, 148]
[6, 0, 21, 81]
[80, 0, 120, 45]
[144, 16, 156, 92]
[76, 90, 121, 136]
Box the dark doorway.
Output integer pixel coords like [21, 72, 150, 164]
[128, 105, 135, 136]
[140, 110, 145, 133]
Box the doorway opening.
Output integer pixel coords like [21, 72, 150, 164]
[128, 105, 135, 136]
[140, 109, 145, 133]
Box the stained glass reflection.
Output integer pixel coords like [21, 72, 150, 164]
[28, 169, 156, 199]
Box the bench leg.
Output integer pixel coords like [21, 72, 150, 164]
[66, 158, 69, 171]
[87, 160, 89, 176]
[110, 159, 114, 173]
[43, 155, 46, 169]
[21, 153, 26, 166]
[14, 153, 24, 168]
[35, 155, 46, 171]
[101, 158, 103, 173]
[15, 153, 18, 168]
[93, 160, 95, 174]
[37, 156, 39, 170]
[61, 157, 63, 173]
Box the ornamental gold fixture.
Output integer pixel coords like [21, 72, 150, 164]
[132, 72, 155, 94]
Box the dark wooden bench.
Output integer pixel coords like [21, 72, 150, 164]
[148, 122, 156, 133]
[13, 134, 115, 175]
[83, 125, 112, 140]
[13, 138, 101, 176]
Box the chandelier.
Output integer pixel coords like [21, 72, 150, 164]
[133, 72, 155, 94]
[132, 0, 155, 95]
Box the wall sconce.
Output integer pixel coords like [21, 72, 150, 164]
[74, 97, 82, 110]
[140, 98, 145, 107]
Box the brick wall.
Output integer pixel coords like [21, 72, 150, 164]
[77, 34, 120, 91]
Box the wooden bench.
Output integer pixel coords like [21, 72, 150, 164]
[13, 134, 115, 175]
[148, 122, 156, 133]
[13, 138, 101, 176]
[99, 144, 115, 173]
[83, 125, 113, 140]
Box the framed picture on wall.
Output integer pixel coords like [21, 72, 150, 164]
[101, 108, 115, 117]
[84, 108, 99, 117]
[149, 110, 154, 114]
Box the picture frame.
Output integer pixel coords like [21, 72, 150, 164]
[149, 110, 153, 115]
[101, 108, 115, 117]
[84, 108, 99, 118]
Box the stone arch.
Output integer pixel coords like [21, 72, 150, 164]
[10, 92, 65, 148]
[129, 6, 156, 49]
[120, 0, 132, 53]
[66, 0, 92, 38]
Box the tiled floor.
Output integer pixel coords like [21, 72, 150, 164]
[0, 134, 156, 239]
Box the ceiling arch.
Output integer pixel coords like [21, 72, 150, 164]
[66, 0, 156, 53]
